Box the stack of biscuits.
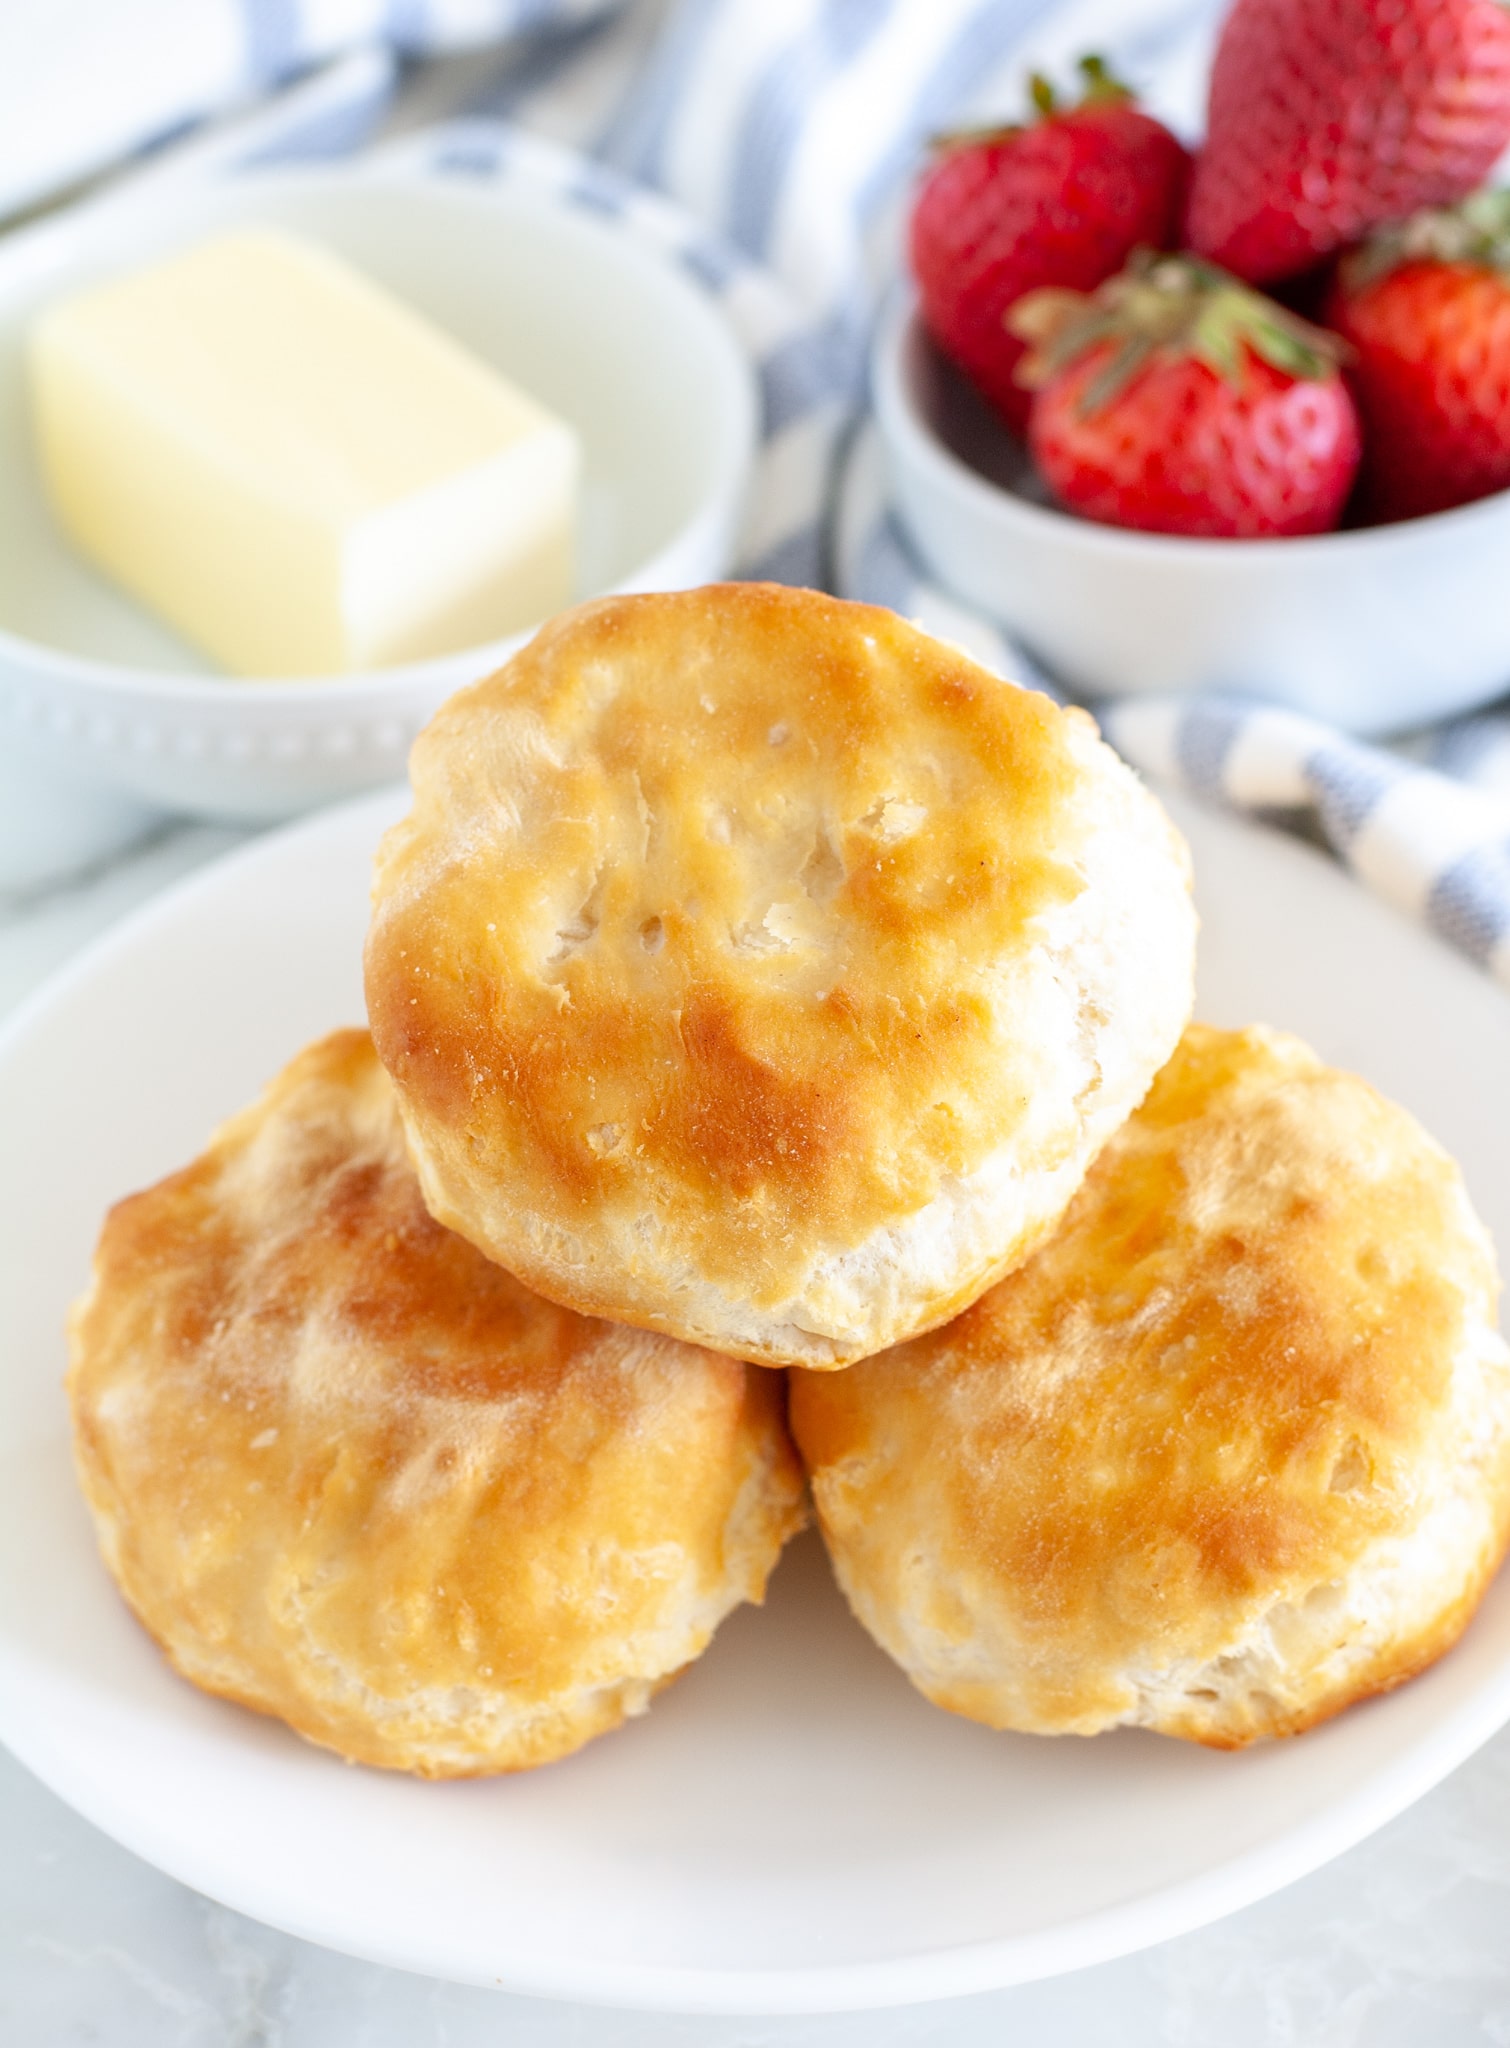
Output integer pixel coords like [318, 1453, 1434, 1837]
[67, 584, 1510, 1774]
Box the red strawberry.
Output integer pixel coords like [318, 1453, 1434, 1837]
[1012, 253, 1361, 538]
[1327, 191, 1510, 520]
[1185, 0, 1510, 286]
[909, 57, 1189, 432]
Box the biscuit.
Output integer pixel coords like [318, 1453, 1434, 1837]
[791, 1024, 1510, 1747]
[67, 1031, 805, 1777]
[365, 584, 1196, 1368]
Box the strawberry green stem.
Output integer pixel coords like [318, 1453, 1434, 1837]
[1010, 250, 1350, 413]
[1345, 189, 1510, 287]
[930, 51, 1137, 153]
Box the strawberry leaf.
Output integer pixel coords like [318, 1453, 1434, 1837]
[1075, 54, 1134, 107]
[1079, 333, 1154, 413]
[1345, 188, 1510, 288]
[1009, 251, 1346, 411]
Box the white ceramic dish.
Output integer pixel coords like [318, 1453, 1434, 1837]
[0, 166, 757, 864]
[2, 785, 1509, 2013]
[874, 298, 1510, 739]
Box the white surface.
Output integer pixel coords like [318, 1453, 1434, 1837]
[0, 0, 245, 221]
[1, 788, 1509, 2014]
[0, 164, 756, 849]
[873, 299, 1510, 738]
[0, 743, 161, 896]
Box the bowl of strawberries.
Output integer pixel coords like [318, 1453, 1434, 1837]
[875, 0, 1510, 736]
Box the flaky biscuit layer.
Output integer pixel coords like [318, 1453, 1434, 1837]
[792, 1024, 1510, 1746]
[67, 1031, 805, 1776]
[366, 585, 1195, 1365]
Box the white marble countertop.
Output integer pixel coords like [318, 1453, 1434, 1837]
[3, 823, 1510, 2045]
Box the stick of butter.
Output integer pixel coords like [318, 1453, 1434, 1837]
[28, 228, 580, 677]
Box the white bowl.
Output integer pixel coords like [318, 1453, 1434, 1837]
[0, 167, 757, 877]
[874, 298, 1510, 738]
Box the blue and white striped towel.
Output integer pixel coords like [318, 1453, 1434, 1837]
[18, 0, 1510, 990]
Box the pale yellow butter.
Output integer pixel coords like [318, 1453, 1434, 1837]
[28, 228, 579, 676]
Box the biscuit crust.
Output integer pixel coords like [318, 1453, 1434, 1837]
[67, 1031, 805, 1776]
[365, 585, 1195, 1366]
[792, 1024, 1510, 1746]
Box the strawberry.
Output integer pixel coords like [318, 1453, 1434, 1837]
[1185, 0, 1510, 287]
[1327, 190, 1510, 521]
[908, 57, 1189, 433]
[1012, 253, 1361, 538]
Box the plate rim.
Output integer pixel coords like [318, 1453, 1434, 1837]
[8, 1638, 1510, 2014]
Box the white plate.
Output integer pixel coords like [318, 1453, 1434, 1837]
[1, 787, 1508, 2015]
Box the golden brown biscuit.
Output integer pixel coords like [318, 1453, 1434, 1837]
[791, 1024, 1510, 1747]
[67, 1031, 805, 1777]
[365, 584, 1195, 1368]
